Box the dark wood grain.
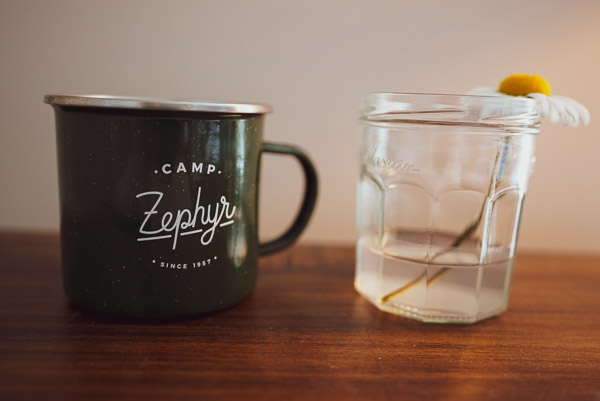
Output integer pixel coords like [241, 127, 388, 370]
[0, 232, 598, 401]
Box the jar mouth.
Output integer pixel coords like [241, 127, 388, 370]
[360, 92, 541, 135]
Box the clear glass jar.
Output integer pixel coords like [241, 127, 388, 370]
[355, 93, 540, 323]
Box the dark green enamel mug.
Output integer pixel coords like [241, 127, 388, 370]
[45, 95, 318, 320]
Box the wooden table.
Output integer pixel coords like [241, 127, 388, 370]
[0, 232, 598, 400]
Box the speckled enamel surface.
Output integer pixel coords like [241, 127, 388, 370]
[53, 106, 264, 319]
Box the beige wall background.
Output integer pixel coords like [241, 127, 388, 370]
[1, 0, 599, 253]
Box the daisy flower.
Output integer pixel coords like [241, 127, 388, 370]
[469, 74, 590, 127]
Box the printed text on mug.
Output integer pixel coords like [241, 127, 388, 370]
[136, 186, 236, 250]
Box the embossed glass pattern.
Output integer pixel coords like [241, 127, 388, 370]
[355, 93, 539, 323]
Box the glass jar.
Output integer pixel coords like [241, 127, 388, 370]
[355, 93, 539, 323]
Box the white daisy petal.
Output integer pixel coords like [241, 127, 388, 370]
[553, 97, 572, 127]
[539, 98, 552, 120]
[554, 95, 590, 126]
[550, 96, 577, 126]
[546, 97, 563, 125]
[468, 87, 501, 96]
[527, 93, 550, 119]
[561, 100, 580, 127]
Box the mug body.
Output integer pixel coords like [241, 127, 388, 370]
[48, 96, 271, 319]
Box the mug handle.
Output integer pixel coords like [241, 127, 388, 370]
[258, 142, 318, 255]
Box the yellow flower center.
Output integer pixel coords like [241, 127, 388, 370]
[498, 74, 551, 96]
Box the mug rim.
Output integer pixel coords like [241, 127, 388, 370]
[44, 94, 272, 115]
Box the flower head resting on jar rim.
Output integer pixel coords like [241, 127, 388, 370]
[469, 74, 590, 127]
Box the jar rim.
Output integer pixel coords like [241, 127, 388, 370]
[360, 92, 540, 135]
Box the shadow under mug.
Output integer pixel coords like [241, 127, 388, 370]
[44, 95, 318, 320]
